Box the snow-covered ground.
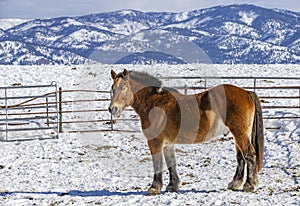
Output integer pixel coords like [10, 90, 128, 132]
[0, 64, 299, 205]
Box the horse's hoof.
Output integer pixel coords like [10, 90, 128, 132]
[166, 184, 179, 193]
[147, 187, 161, 195]
[243, 183, 255, 192]
[228, 180, 243, 191]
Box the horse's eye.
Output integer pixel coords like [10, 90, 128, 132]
[122, 86, 127, 91]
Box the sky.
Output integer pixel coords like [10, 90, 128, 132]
[0, 0, 299, 19]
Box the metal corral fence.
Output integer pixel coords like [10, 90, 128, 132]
[0, 77, 299, 140]
[59, 76, 300, 133]
[0, 83, 59, 141]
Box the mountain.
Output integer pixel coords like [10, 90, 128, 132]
[0, 4, 299, 65]
[115, 51, 187, 64]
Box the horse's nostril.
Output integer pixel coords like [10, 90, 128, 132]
[111, 107, 118, 114]
[109, 106, 118, 115]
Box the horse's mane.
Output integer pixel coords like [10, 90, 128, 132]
[129, 71, 162, 87]
[127, 70, 180, 94]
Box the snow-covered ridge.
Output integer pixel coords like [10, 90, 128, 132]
[0, 18, 29, 30]
[0, 4, 299, 65]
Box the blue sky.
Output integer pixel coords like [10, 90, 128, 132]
[0, 0, 299, 19]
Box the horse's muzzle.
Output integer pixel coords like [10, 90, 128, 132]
[108, 106, 121, 118]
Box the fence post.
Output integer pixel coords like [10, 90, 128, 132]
[254, 78, 257, 92]
[59, 87, 63, 133]
[184, 84, 188, 95]
[46, 96, 49, 127]
[5, 88, 8, 141]
[110, 90, 114, 131]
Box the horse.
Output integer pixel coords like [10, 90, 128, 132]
[108, 69, 264, 195]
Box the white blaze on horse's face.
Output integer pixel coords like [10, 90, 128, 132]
[109, 69, 134, 118]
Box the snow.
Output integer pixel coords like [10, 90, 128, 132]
[112, 20, 148, 35]
[163, 17, 212, 30]
[0, 64, 299, 205]
[174, 12, 190, 22]
[222, 22, 260, 39]
[131, 32, 147, 42]
[239, 11, 258, 26]
[65, 18, 84, 26]
[195, 17, 212, 25]
[261, 20, 295, 45]
[0, 18, 29, 30]
[62, 29, 112, 49]
[119, 10, 137, 17]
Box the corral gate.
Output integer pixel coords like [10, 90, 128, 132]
[0, 83, 59, 141]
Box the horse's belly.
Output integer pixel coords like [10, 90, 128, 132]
[175, 112, 230, 144]
[202, 118, 230, 141]
[193, 115, 230, 143]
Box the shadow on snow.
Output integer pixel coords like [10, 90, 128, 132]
[0, 189, 227, 197]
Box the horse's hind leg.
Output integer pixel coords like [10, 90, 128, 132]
[147, 139, 163, 195]
[228, 146, 245, 190]
[231, 132, 258, 192]
[164, 145, 180, 192]
[243, 147, 258, 192]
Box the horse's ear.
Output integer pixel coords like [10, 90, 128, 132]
[123, 69, 129, 80]
[123, 69, 128, 77]
[111, 70, 117, 80]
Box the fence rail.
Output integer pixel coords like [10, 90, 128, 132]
[58, 76, 299, 133]
[0, 76, 299, 138]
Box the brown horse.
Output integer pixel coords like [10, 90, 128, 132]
[109, 69, 264, 195]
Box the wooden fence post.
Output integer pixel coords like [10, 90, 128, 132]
[59, 87, 63, 133]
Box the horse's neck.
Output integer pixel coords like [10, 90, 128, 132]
[130, 80, 153, 116]
[129, 79, 144, 95]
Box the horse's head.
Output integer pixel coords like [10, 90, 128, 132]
[109, 69, 134, 118]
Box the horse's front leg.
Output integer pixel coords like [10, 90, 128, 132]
[147, 139, 163, 195]
[164, 145, 180, 192]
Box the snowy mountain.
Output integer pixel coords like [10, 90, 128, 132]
[0, 4, 299, 65]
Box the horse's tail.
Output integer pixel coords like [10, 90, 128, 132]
[248, 91, 264, 172]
